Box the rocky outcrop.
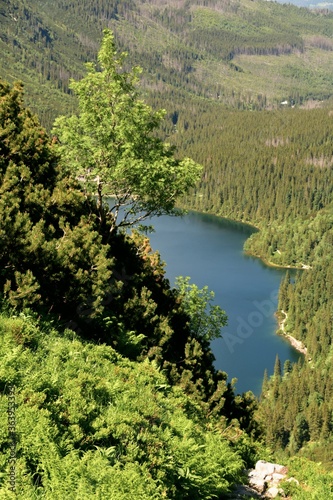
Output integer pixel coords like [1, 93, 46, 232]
[229, 460, 299, 499]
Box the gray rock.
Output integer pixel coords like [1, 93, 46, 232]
[274, 464, 288, 475]
[271, 472, 286, 484]
[286, 477, 299, 486]
[233, 460, 294, 499]
[265, 486, 285, 498]
[229, 484, 261, 498]
[255, 460, 286, 477]
[255, 460, 276, 476]
[249, 476, 267, 493]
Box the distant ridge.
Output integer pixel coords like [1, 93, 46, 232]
[1, 0, 333, 127]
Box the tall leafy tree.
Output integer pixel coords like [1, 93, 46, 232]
[52, 29, 202, 236]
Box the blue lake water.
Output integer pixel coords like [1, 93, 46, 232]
[148, 211, 301, 395]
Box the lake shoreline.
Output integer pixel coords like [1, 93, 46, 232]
[149, 210, 302, 394]
[244, 251, 311, 271]
[277, 310, 307, 356]
[187, 210, 311, 357]
[181, 206, 311, 271]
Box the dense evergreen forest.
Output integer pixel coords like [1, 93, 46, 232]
[1, 0, 333, 128]
[168, 91, 333, 470]
[1, 0, 333, 496]
[2, 73, 333, 500]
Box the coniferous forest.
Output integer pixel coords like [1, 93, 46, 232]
[1, 0, 333, 497]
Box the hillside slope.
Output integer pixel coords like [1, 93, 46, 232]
[1, 0, 333, 127]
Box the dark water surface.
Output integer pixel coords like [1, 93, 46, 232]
[148, 211, 301, 395]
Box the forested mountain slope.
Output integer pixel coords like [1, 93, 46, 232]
[171, 95, 333, 467]
[172, 103, 333, 263]
[0, 74, 262, 497]
[1, 0, 333, 127]
[2, 0, 333, 482]
[276, 0, 333, 10]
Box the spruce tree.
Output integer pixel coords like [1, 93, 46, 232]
[274, 354, 282, 379]
[0, 79, 112, 318]
[272, 354, 282, 399]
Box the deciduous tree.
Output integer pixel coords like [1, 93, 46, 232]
[52, 29, 202, 236]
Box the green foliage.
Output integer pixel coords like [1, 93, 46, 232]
[176, 105, 333, 241]
[0, 312, 245, 498]
[168, 83, 333, 465]
[175, 276, 227, 341]
[1, 0, 333, 130]
[257, 255, 333, 460]
[280, 456, 333, 498]
[0, 79, 113, 318]
[2, 0, 333, 477]
[52, 29, 202, 234]
[0, 79, 258, 460]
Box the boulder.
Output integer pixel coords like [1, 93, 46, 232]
[271, 472, 287, 485]
[286, 477, 299, 486]
[255, 460, 286, 477]
[265, 486, 285, 498]
[255, 461, 276, 476]
[248, 475, 267, 493]
[236, 460, 293, 499]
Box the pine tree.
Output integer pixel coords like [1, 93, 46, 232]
[278, 271, 291, 311]
[272, 355, 282, 399]
[274, 355, 282, 379]
[283, 359, 292, 377]
[0, 79, 112, 318]
[260, 369, 269, 399]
